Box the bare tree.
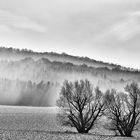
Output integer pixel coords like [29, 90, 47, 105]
[57, 79, 105, 133]
[104, 82, 140, 137]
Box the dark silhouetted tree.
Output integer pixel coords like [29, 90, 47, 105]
[57, 79, 105, 133]
[104, 82, 140, 137]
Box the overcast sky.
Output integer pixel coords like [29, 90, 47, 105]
[0, 0, 140, 68]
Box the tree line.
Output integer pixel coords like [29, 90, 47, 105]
[0, 46, 139, 73]
[0, 78, 59, 106]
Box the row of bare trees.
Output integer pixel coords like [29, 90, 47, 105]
[57, 80, 140, 137]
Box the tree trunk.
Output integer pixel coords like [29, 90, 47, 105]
[124, 131, 132, 137]
[77, 128, 89, 133]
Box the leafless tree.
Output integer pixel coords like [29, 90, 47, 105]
[104, 82, 140, 137]
[57, 79, 105, 133]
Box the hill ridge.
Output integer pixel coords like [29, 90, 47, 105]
[0, 46, 139, 72]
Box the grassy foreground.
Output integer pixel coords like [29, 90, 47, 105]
[0, 106, 139, 140]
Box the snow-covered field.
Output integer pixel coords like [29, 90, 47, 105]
[0, 106, 139, 140]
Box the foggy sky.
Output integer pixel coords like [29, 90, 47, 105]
[0, 0, 140, 68]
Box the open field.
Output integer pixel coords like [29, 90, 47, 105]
[0, 106, 139, 140]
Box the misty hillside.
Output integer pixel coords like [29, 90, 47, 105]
[0, 47, 138, 71]
[0, 47, 139, 106]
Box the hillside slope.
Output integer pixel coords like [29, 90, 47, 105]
[0, 47, 137, 71]
[0, 47, 139, 106]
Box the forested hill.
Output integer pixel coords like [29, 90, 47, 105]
[0, 47, 139, 106]
[0, 57, 140, 90]
[0, 47, 138, 71]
